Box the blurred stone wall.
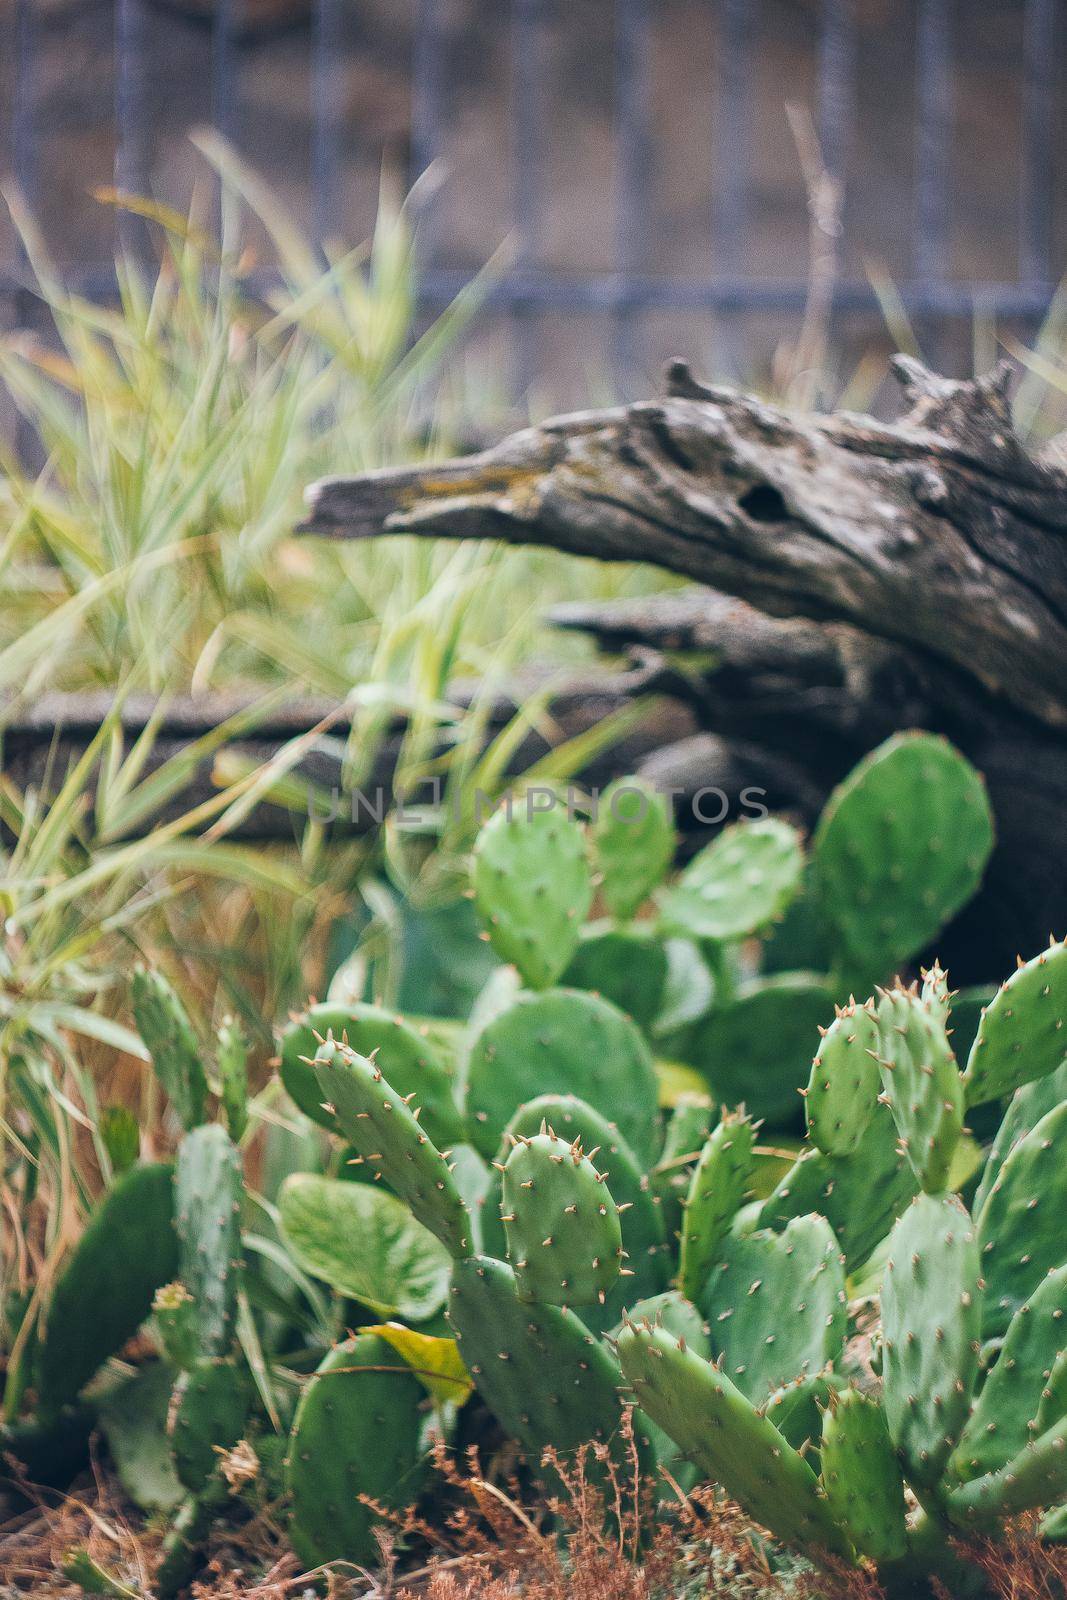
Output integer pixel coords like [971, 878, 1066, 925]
[1, 0, 1064, 406]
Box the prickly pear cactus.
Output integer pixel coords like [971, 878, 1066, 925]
[880, 1192, 982, 1488]
[562, 924, 668, 1030]
[153, 1283, 199, 1373]
[975, 1098, 1067, 1338]
[677, 1111, 754, 1302]
[472, 801, 592, 989]
[131, 968, 208, 1131]
[962, 938, 1067, 1107]
[314, 1038, 472, 1259]
[280, 1000, 464, 1145]
[803, 998, 880, 1157]
[592, 776, 675, 920]
[819, 1390, 907, 1564]
[175, 1124, 243, 1359]
[286, 1333, 429, 1570]
[462, 988, 659, 1164]
[659, 817, 804, 943]
[169, 1358, 252, 1494]
[684, 973, 834, 1125]
[216, 1016, 249, 1143]
[874, 984, 963, 1194]
[811, 732, 993, 989]
[501, 1128, 624, 1306]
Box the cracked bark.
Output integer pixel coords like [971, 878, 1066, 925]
[301, 357, 1067, 982]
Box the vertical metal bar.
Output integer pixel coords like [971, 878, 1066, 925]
[512, 0, 548, 399]
[312, 0, 344, 243]
[614, 0, 652, 391]
[713, 0, 752, 375]
[115, 0, 151, 258]
[1020, 0, 1056, 286]
[13, 0, 38, 212]
[817, 0, 855, 190]
[914, 0, 951, 285]
[411, 0, 445, 263]
[212, 0, 237, 144]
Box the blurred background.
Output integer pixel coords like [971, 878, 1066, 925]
[2, 0, 1064, 411]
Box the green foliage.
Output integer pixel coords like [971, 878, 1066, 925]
[873, 985, 964, 1193]
[684, 974, 835, 1125]
[501, 1128, 623, 1307]
[677, 1110, 754, 1302]
[803, 998, 880, 1156]
[472, 802, 592, 989]
[98, 1106, 140, 1175]
[820, 1391, 908, 1564]
[962, 938, 1067, 1106]
[175, 1124, 243, 1358]
[216, 1016, 250, 1143]
[592, 776, 676, 920]
[561, 924, 669, 1030]
[169, 1358, 252, 1495]
[660, 818, 804, 942]
[131, 968, 208, 1131]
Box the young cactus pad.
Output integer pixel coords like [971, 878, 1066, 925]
[874, 985, 964, 1194]
[819, 1389, 908, 1564]
[280, 1000, 463, 1145]
[131, 968, 208, 1131]
[592, 776, 675, 920]
[803, 998, 881, 1157]
[811, 732, 993, 987]
[314, 1038, 472, 1259]
[174, 1124, 243, 1359]
[169, 1358, 252, 1495]
[501, 1128, 624, 1306]
[962, 938, 1067, 1107]
[562, 925, 668, 1031]
[462, 988, 659, 1164]
[659, 818, 804, 943]
[286, 1332, 430, 1570]
[677, 1111, 754, 1302]
[471, 801, 592, 990]
[975, 1097, 1067, 1338]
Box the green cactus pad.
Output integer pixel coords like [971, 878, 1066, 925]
[973, 1058, 1067, 1218]
[804, 999, 881, 1157]
[678, 1112, 754, 1302]
[562, 924, 668, 1031]
[946, 1409, 1067, 1528]
[37, 1163, 177, 1410]
[592, 777, 676, 920]
[962, 940, 1067, 1107]
[811, 732, 993, 985]
[653, 1093, 715, 1244]
[280, 1001, 463, 1146]
[483, 1096, 668, 1333]
[975, 1098, 1067, 1339]
[684, 975, 835, 1127]
[99, 1105, 139, 1175]
[279, 1173, 451, 1321]
[448, 1255, 648, 1488]
[610, 1290, 709, 1494]
[315, 1039, 472, 1259]
[701, 1215, 847, 1405]
[472, 802, 592, 990]
[97, 1361, 183, 1514]
[286, 1332, 429, 1570]
[758, 1098, 919, 1271]
[462, 988, 659, 1165]
[169, 1358, 253, 1494]
[216, 1016, 249, 1143]
[131, 968, 208, 1131]
[1037, 1346, 1067, 1436]
[874, 985, 964, 1194]
[951, 1262, 1067, 1483]
[819, 1390, 907, 1564]
[175, 1124, 243, 1359]
[659, 818, 804, 943]
[153, 1283, 199, 1373]
[763, 1373, 839, 1459]
[501, 1129, 623, 1307]
[616, 1322, 848, 1555]
[881, 1192, 982, 1488]
[920, 960, 953, 1023]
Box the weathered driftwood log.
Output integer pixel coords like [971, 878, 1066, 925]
[301, 357, 1067, 982]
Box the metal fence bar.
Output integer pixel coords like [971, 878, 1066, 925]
[114, 0, 151, 256]
[817, 0, 855, 189]
[613, 0, 652, 388]
[1020, 0, 1056, 288]
[914, 0, 950, 286]
[713, 0, 752, 375]
[311, 0, 344, 242]
[511, 0, 549, 398]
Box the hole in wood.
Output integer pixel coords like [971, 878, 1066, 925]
[738, 484, 788, 523]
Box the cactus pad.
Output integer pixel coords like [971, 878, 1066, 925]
[169, 1358, 252, 1494]
[973, 1057, 1067, 1218]
[286, 1332, 429, 1569]
[463, 988, 659, 1164]
[175, 1124, 243, 1358]
[678, 1112, 754, 1302]
[216, 1016, 249, 1143]
[685, 974, 835, 1126]
[811, 732, 993, 985]
[659, 818, 804, 943]
[37, 1163, 177, 1410]
[701, 1215, 847, 1404]
[804, 999, 881, 1157]
[947, 1410, 1067, 1528]
[951, 1262, 1067, 1483]
[281, 1001, 463, 1145]
[874, 985, 964, 1194]
[975, 1098, 1067, 1339]
[562, 925, 668, 1031]
[881, 1192, 982, 1487]
[131, 968, 208, 1131]
[448, 1254, 647, 1487]
[819, 1390, 907, 1563]
[962, 939, 1067, 1107]
[501, 1129, 623, 1306]
[315, 1039, 472, 1258]
[592, 776, 675, 920]
[617, 1322, 848, 1555]
[472, 801, 592, 990]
